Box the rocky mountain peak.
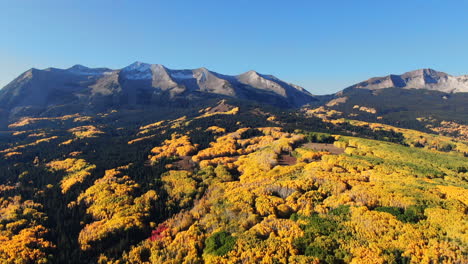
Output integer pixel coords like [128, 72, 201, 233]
[349, 68, 468, 93]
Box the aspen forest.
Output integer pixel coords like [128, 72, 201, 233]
[0, 100, 466, 264]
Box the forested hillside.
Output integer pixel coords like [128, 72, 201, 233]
[0, 100, 466, 264]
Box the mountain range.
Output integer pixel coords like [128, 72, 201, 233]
[347, 68, 468, 93]
[1, 63, 468, 128]
[0, 62, 314, 116]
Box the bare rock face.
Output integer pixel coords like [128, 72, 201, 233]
[349, 69, 468, 93]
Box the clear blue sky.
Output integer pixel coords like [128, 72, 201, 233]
[1, 0, 467, 94]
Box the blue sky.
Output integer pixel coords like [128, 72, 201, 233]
[1, 0, 467, 94]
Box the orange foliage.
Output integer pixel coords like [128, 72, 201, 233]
[77, 169, 158, 250]
[68, 125, 104, 138]
[150, 134, 198, 162]
[0, 196, 54, 263]
[47, 158, 96, 193]
[1, 136, 59, 154]
[206, 126, 226, 134]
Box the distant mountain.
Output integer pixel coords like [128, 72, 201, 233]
[3, 64, 468, 130]
[0, 62, 316, 121]
[348, 68, 468, 93]
[317, 69, 468, 128]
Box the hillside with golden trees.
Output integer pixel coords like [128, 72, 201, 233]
[0, 100, 466, 263]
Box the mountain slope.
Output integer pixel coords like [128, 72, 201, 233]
[3, 65, 468, 132]
[349, 68, 468, 93]
[0, 98, 466, 263]
[0, 62, 317, 122]
[310, 69, 468, 132]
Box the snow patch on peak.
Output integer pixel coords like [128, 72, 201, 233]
[123, 62, 152, 72]
[122, 62, 153, 79]
[171, 71, 194, 80]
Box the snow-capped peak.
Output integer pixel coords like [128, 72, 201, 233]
[123, 61, 152, 72]
[121, 62, 153, 79]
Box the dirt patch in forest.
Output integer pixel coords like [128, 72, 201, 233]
[173, 156, 196, 171]
[206, 100, 235, 113]
[278, 154, 297, 166]
[301, 143, 344, 155]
